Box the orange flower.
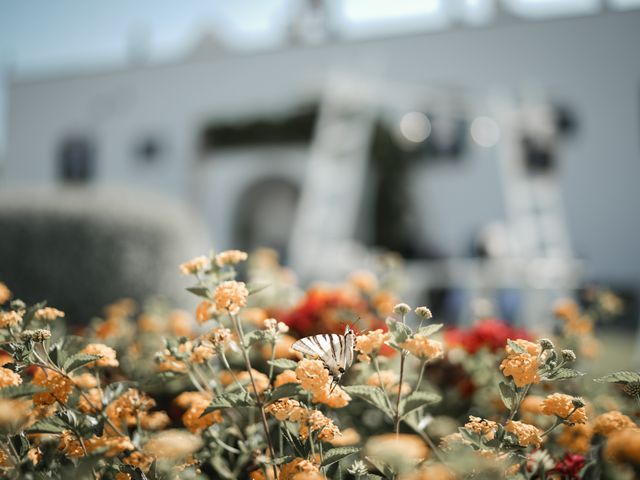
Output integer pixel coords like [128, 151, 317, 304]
[465, 416, 498, 441]
[364, 434, 430, 462]
[505, 420, 543, 447]
[214, 281, 249, 315]
[195, 300, 216, 324]
[80, 343, 119, 368]
[0, 311, 22, 328]
[189, 342, 216, 364]
[349, 270, 378, 293]
[367, 371, 411, 395]
[169, 310, 193, 337]
[32, 368, 73, 405]
[0, 366, 22, 388]
[356, 329, 389, 362]
[400, 335, 444, 360]
[265, 398, 302, 421]
[123, 451, 156, 474]
[593, 411, 636, 437]
[175, 391, 222, 433]
[215, 249, 248, 267]
[540, 393, 587, 424]
[106, 388, 155, 430]
[262, 334, 297, 360]
[238, 369, 270, 396]
[499, 339, 541, 387]
[327, 427, 360, 447]
[34, 307, 65, 322]
[520, 395, 544, 416]
[274, 369, 299, 388]
[295, 359, 350, 408]
[557, 424, 593, 454]
[78, 388, 102, 413]
[179, 255, 210, 275]
[0, 282, 11, 305]
[279, 457, 324, 480]
[143, 429, 203, 460]
[604, 427, 640, 465]
[400, 464, 457, 480]
[140, 411, 171, 430]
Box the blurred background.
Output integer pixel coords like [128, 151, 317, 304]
[0, 0, 639, 364]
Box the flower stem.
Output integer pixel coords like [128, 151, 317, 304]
[415, 360, 427, 392]
[229, 312, 278, 479]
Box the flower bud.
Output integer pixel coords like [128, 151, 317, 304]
[538, 338, 555, 350]
[561, 349, 576, 363]
[393, 303, 411, 315]
[571, 397, 585, 409]
[20, 329, 51, 343]
[414, 306, 433, 319]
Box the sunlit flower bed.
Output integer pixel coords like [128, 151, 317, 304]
[0, 250, 637, 479]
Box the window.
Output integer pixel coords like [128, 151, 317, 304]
[58, 136, 96, 183]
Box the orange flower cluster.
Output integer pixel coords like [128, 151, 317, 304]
[32, 368, 73, 405]
[80, 343, 119, 368]
[400, 334, 444, 361]
[500, 339, 541, 387]
[0, 282, 11, 304]
[274, 369, 298, 388]
[179, 255, 210, 276]
[238, 369, 270, 396]
[540, 393, 587, 424]
[505, 420, 543, 447]
[593, 411, 636, 436]
[294, 359, 350, 408]
[123, 451, 156, 474]
[0, 311, 22, 328]
[0, 366, 22, 388]
[174, 391, 223, 433]
[465, 416, 499, 441]
[106, 388, 156, 431]
[356, 329, 389, 362]
[143, 429, 203, 460]
[278, 457, 325, 480]
[195, 300, 217, 325]
[34, 307, 65, 322]
[265, 399, 341, 442]
[59, 430, 134, 458]
[557, 424, 593, 454]
[214, 281, 249, 315]
[366, 371, 411, 395]
[604, 427, 640, 465]
[215, 249, 248, 267]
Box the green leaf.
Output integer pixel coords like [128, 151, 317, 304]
[0, 384, 45, 399]
[507, 339, 527, 354]
[203, 392, 255, 413]
[247, 283, 270, 295]
[186, 286, 211, 298]
[498, 381, 517, 410]
[399, 391, 441, 419]
[266, 383, 301, 404]
[267, 359, 298, 370]
[365, 456, 396, 479]
[266, 456, 294, 466]
[63, 353, 102, 372]
[243, 330, 267, 348]
[27, 416, 67, 434]
[343, 385, 392, 417]
[321, 447, 360, 467]
[544, 368, 585, 382]
[594, 371, 640, 384]
[385, 317, 412, 345]
[417, 324, 443, 337]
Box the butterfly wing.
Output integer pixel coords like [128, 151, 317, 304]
[342, 328, 355, 369]
[292, 334, 341, 372]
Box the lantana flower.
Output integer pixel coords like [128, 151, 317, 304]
[500, 339, 541, 387]
[214, 281, 249, 315]
[540, 393, 587, 424]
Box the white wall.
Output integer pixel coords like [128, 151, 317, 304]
[4, 11, 640, 283]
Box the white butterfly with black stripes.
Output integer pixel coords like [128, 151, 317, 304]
[292, 325, 356, 392]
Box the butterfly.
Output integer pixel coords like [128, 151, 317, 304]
[292, 325, 356, 393]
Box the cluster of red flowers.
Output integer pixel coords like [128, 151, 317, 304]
[444, 318, 531, 354]
[281, 286, 386, 337]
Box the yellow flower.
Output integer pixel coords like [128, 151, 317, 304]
[140, 411, 171, 430]
[499, 339, 541, 387]
[78, 388, 102, 413]
[175, 391, 222, 433]
[215, 249, 248, 267]
[189, 342, 216, 364]
[465, 416, 498, 441]
[123, 451, 156, 474]
[540, 393, 587, 424]
[0, 311, 22, 328]
[400, 335, 444, 360]
[106, 388, 155, 430]
[520, 395, 544, 416]
[604, 427, 640, 465]
[0, 282, 11, 305]
[179, 255, 210, 275]
[80, 343, 119, 368]
[143, 430, 204, 460]
[505, 420, 543, 447]
[593, 411, 636, 437]
[238, 369, 270, 396]
[34, 307, 65, 322]
[214, 281, 249, 315]
[0, 366, 22, 388]
[86, 435, 134, 457]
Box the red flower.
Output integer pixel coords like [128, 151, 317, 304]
[552, 453, 585, 479]
[444, 318, 531, 354]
